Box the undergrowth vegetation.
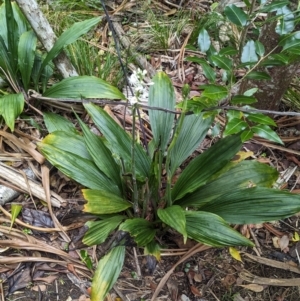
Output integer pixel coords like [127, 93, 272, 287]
[1, 0, 300, 300]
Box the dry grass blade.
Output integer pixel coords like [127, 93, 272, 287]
[151, 243, 211, 300]
[0, 162, 65, 207]
[41, 165, 70, 241]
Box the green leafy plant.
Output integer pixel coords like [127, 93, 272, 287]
[0, 0, 121, 131]
[39, 70, 300, 301]
[184, 0, 300, 143]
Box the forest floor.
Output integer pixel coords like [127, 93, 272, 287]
[1, 0, 300, 301]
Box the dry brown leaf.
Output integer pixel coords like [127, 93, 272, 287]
[222, 274, 236, 288]
[279, 235, 290, 253]
[33, 275, 58, 284]
[193, 273, 202, 283]
[32, 284, 47, 292]
[167, 279, 178, 301]
[190, 285, 201, 296]
[239, 284, 265, 292]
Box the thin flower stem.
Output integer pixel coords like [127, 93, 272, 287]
[165, 100, 187, 207]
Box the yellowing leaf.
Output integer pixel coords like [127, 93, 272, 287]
[232, 151, 254, 163]
[292, 232, 300, 242]
[229, 247, 242, 262]
[10, 204, 22, 231]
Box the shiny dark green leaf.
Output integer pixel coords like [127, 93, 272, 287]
[246, 113, 276, 126]
[224, 118, 248, 136]
[224, 4, 248, 26]
[211, 55, 232, 70]
[252, 124, 283, 144]
[245, 71, 271, 80]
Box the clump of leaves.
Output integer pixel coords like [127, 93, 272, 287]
[39, 71, 300, 301]
[0, 0, 121, 131]
[185, 0, 300, 143]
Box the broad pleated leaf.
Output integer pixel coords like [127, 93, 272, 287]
[40, 17, 101, 75]
[44, 112, 77, 133]
[171, 135, 242, 201]
[5, 0, 18, 72]
[252, 124, 283, 144]
[224, 4, 248, 26]
[83, 189, 131, 214]
[158, 205, 187, 243]
[176, 160, 279, 207]
[40, 131, 92, 160]
[77, 116, 122, 189]
[119, 218, 156, 246]
[0, 34, 15, 83]
[91, 246, 125, 301]
[18, 30, 37, 91]
[241, 40, 258, 63]
[38, 143, 120, 194]
[84, 103, 150, 180]
[197, 28, 211, 53]
[149, 72, 176, 152]
[185, 211, 253, 247]
[201, 187, 300, 224]
[0, 93, 24, 131]
[43, 76, 125, 100]
[169, 113, 214, 176]
[83, 216, 124, 246]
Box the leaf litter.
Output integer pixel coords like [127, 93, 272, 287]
[1, 0, 300, 301]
